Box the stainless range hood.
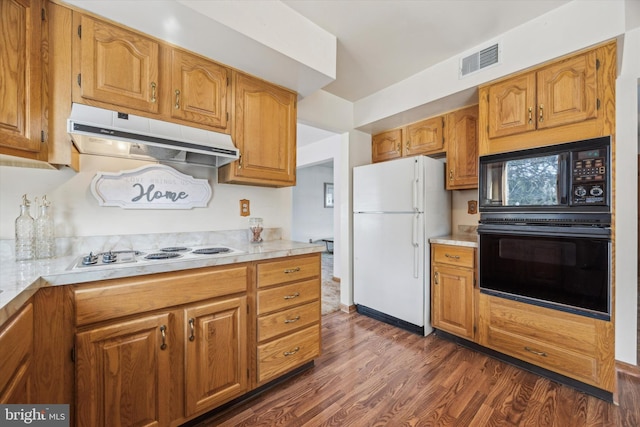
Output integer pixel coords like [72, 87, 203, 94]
[67, 103, 239, 167]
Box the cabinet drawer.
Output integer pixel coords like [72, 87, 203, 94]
[258, 301, 320, 342]
[257, 280, 319, 315]
[479, 294, 614, 390]
[257, 325, 320, 383]
[75, 265, 248, 326]
[432, 244, 475, 268]
[484, 325, 599, 385]
[257, 255, 320, 288]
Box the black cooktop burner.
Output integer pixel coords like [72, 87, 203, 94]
[160, 247, 190, 252]
[145, 252, 182, 260]
[192, 247, 232, 255]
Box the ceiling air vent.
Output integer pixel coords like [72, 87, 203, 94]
[459, 42, 500, 78]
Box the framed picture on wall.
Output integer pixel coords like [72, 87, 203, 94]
[324, 183, 334, 208]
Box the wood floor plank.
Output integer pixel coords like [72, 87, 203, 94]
[191, 311, 640, 427]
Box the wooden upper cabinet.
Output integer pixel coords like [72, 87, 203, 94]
[480, 42, 614, 155]
[536, 51, 597, 130]
[405, 116, 445, 156]
[487, 73, 536, 139]
[218, 72, 297, 187]
[487, 51, 597, 140]
[446, 105, 478, 190]
[372, 116, 445, 164]
[0, 0, 44, 157]
[76, 14, 160, 114]
[372, 128, 403, 163]
[169, 49, 229, 130]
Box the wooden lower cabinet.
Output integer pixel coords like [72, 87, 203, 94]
[70, 256, 323, 425]
[478, 293, 615, 392]
[256, 254, 322, 385]
[75, 312, 172, 427]
[74, 265, 250, 426]
[0, 302, 34, 403]
[184, 296, 247, 417]
[431, 244, 476, 340]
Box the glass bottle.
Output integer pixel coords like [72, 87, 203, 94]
[15, 194, 35, 261]
[249, 217, 263, 243]
[35, 195, 55, 259]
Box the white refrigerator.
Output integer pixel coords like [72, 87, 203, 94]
[353, 156, 451, 336]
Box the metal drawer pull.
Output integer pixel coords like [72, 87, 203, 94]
[444, 254, 460, 260]
[188, 318, 195, 341]
[284, 267, 301, 274]
[150, 82, 157, 103]
[284, 292, 300, 300]
[174, 89, 181, 109]
[434, 272, 439, 285]
[283, 347, 300, 356]
[160, 325, 167, 350]
[284, 316, 300, 324]
[524, 346, 547, 357]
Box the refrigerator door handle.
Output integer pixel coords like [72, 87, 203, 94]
[413, 159, 419, 211]
[412, 214, 419, 278]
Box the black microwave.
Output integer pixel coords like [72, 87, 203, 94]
[479, 136, 611, 214]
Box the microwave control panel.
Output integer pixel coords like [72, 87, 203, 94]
[571, 147, 608, 206]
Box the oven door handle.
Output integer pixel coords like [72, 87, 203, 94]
[478, 223, 611, 238]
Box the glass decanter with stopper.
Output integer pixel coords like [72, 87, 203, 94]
[35, 195, 55, 259]
[15, 194, 35, 261]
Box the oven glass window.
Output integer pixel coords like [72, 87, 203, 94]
[481, 154, 562, 207]
[504, 155, 560, 206]
[480, 233, 609, 317]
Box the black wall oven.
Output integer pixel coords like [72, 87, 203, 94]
[478, 136, 612, 320]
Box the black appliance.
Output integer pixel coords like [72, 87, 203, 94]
[478, 136, 612, 320]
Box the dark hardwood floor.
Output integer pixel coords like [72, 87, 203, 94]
[194, 311, 640, 427]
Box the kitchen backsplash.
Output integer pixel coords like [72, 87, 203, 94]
[0, 228, 282, 261]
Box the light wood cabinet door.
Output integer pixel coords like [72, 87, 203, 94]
[481, 44, 611, 156]
[75, 312, 171, 427]
[219, 72, 296, 187]
[446, 105, 478, 190]
[170, 49, 230, 130]
[0, 0, 43, 156]
[431, 244, 475, 340]
[372, 128, 403, 163]
[77, 14, 159, 114]
[536, 51, 597, 130]
[184, 296, 247, 417]
[0, 303, 34, 403]
[405, 117, 444, 156]
[432, 263, 475, 340]
[487, 73, 536, 139]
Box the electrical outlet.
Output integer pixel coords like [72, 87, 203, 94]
[467, 200, 477, 214]
[240, 199, 250, 216]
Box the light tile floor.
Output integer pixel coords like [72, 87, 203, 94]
[321, 252, 340, 315]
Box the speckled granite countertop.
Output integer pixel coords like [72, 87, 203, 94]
[429, 233, 478, 248]
[0, 230, 325, 325]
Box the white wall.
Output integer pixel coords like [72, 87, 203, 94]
[292, 164, 334, 243]
[0, 155, 293, 242]
[614, 25, 640, 365]
[297, 134, 342, 279]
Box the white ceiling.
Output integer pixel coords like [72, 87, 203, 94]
[287, 0, 572, 145]
[283, 0, 572, 103]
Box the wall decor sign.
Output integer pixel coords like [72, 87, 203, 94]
[91, 164, 212, 209]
